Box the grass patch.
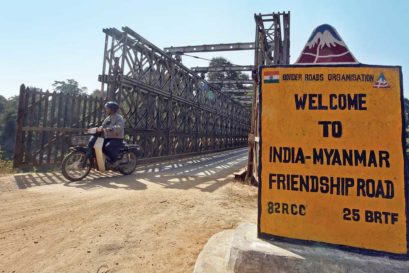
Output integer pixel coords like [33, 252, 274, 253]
[0, 159, 14, 175]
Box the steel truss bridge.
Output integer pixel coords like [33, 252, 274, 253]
[13, 12, 290, 177]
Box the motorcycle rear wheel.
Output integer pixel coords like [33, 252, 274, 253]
[118, 151, 137, 175]
[61, 151, 91, 181]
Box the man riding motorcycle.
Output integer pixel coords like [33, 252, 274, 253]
[62, 100, 140, 181]
[84, 101, 125, 168]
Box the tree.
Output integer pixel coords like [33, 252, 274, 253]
[52, 79, 87, 95]
[90, 89, 107, 98]
[0, 95, 7, 115]
[0, 95, 18, 159]
[206, 57, 251, 90]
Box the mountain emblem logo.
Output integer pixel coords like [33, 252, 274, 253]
[373, 73, 390, 88]
[295, 24, 358, 64]
[264, 71, 279, 84]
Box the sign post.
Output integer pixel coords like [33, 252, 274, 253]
[258, 65, 409, 256]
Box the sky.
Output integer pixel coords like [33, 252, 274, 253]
[0, 0, 409, 98]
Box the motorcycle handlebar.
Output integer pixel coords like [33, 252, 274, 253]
[86, 128, 98, 134]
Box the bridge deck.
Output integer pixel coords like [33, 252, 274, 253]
[0, 148, 256, 273]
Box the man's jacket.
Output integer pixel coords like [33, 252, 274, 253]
[101, 113, 125, 139]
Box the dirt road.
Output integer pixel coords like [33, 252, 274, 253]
[0, 148, 257, 273]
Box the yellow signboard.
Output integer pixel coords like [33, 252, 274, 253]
[258, 65, 409, 255]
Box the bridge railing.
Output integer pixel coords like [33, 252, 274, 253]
[13, 85, 105, 168]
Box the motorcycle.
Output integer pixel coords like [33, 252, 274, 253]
[61, 127, 140, 181]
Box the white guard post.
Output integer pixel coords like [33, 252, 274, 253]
[94, 137, 106, 171]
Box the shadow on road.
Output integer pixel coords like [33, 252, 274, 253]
[137, 149, 247, 192]
[13, 171, 147, 191]
[14, 171, 118, 188]
[9, 148, 247, 192]
[63, 175, 148, 191]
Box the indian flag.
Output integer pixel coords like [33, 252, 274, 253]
[264, 71, 279, 83]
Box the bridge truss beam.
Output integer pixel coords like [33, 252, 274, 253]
[99, 27, 250, 158]
[164, 42, 255, 54]
[207, 80, 253, 85]
[247, 12, 291, 181]
[220, 89, 253, 94]
[191, 65, 254, 73]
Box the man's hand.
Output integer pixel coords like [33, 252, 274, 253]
[96, 127, 104, 133]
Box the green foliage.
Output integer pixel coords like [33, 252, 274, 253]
[91, 89, 106, 98]
[0, 95, 7, 113]
[207, 57, 251, 90]
[0, 149, 13, 174]
[0, 95, 18, 159]
[52, 79, 87, 95]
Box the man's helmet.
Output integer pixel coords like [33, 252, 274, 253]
[104, 101, 119, 112]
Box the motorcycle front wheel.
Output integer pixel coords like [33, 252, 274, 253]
[118, 151, 137, 175]
[61, 151, 91, 181]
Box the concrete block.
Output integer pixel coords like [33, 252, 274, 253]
[228, 223, 409, 273]
[193, 229, 234, 273]
[194, 223, 409, 273]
